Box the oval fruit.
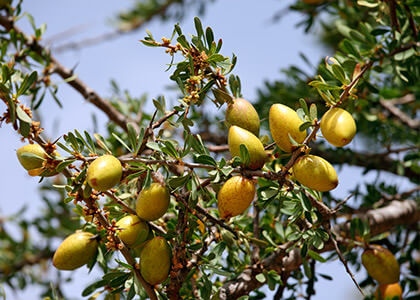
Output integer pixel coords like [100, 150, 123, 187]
[136, 183, 170, 221]
[16, 144, 46, 170]
[225, 98, 260, 136]
[293, 154, 338, 192]
[362, 245, 400, 284]
[53, 231, 98, 270]
[375, 283, 402, 300]
[269, 104, 307, 152]
[87, 155, 122, 192]
[228, 126, 266, 170]
[218, 176, 256, 219]
[320, 107, 356, 147]
[140, 237, 171, 285]
[116, 215, 149, 247]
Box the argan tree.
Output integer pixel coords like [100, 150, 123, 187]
[0, 0, 419, 299]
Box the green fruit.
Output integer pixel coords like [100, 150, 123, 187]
[218, 176, 256, 219]
[52, 231, 98, 270]
[269, 103, 307, 152]
[225, 98, 260, 136]
[87, 155, 122, 192]
[320, 107, 356, 147]
[362, 245, 400, 284]
[293, 154, 338, 192]
[228, 126, 266, 170]
[116, 215, 149, 247]
[16, 144, 46, 171]
[136, 183, 170, 221]
[140, 237, 171, 285]
[375, 283, 402, 300]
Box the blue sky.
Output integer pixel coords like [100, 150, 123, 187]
[1, 0, 414, 299]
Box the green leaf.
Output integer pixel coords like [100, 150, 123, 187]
[307, 250, 326, 262]
[56, 159, 76, 173]
[239, 144, 250, 166]
[299, 121, 312, 132]
[393, 48, 416, 61]
[255, 273, 266, 283]
[299, 98, 309, 116]
[331, 64, 347, 84]
[339, 39, 361, 59]
[81, 279, 107, 297]
[194, 17, 204, 38]
[309, 104, 317, 121]
[16, 106, 32, 123]
[195, 154, 217, 167]
[205, 27, 214, 48]
[112, 133, 132, 152]
[17, 71, 37, 97]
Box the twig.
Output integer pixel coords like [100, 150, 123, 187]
[52, 0, 180, 53]
[336, 61, 373, 106]
[387, 0, 401, 33]
[403, 3, 418, 39]
[273, 271, 290, 300]
[305, 259, 316, 300]
[251, 203, 260, 263]
[379, 98, 419, 129]
[326, 226, 364, 296]
[0, 15, 135, 133]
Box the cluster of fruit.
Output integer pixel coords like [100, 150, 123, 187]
[17, 148, 172, 285]
[362, 245, 403, 300]
[218, 98, 356, 219]
[15, 97, 357, 287]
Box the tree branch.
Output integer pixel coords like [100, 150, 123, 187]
[52, 0, 180, 53]
[218, 199, 420, 299]
[0, 15, 136, 133]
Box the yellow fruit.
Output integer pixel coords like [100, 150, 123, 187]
[225, 98, 260, 136]
[17, 144, 46, 170]
[375, 283, 402, 300]
[320, 107, 356, 147]
[52, 231, 98, 270]
[16, 144, 60, 177]
[87, 155, 122, 192]
[269, 104, 307, 152]
[140, 237, 171, 285]
[218, 176, 256, 219]
[115, 215, 149, 247]
[362, 245, 400, 284]
[136, 183, 170, 221]
[228, 126, 266, 170]
[293, 155, 338, 192]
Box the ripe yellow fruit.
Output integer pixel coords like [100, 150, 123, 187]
[87, 155, 122, 192]
[269, 104, 307, 152]
[228, 126, 266, 170]
[362, 245, 400, 284]
[115, 215, 149, 247]
[225, 98, 260, 136]
[136, 183, 170, 221]
[293, 155, 338, 192]
[140, 237, 171, 285]
[52, 231, 98, 270]
[218, 176, 256, 219]
[320, 107, 356, 147]
[375, 283, 402, 300]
